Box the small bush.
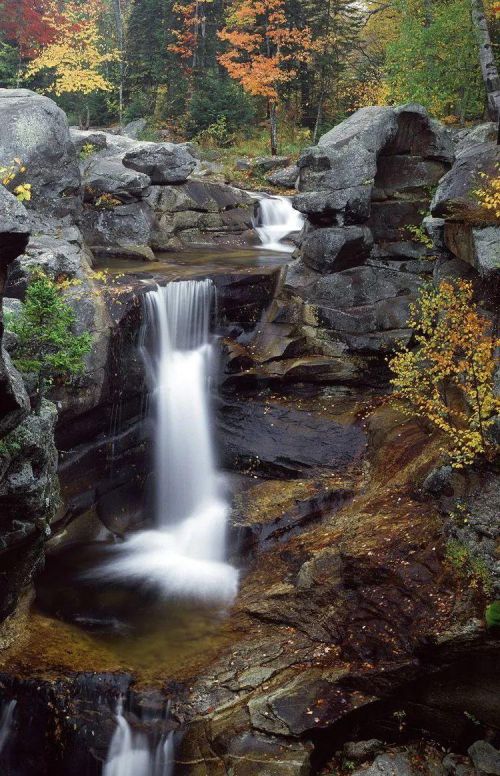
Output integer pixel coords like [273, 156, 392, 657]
[389, 280, 500, 468]
[10, 270, 92, 411]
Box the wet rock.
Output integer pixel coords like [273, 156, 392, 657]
[0, 401, 60, 620]
[122, 141, 197, 184]
[301, 226, 373, 273]
[267, 165, 300, 188]
[224, 731, 311, 775]
[352, 753, 419, 776]
[0, 88, 81, 216]
[253, 156, 291, 172]
[217, 397, 366, 476]
[468, 742, 500, 775]
[343, 739, 383, 763]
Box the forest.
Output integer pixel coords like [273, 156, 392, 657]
[1, 0, 499, 156]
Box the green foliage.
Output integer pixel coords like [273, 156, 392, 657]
[186, 74, 255, 138]
[0, 427, 24, 460]
[79, 142, 97, 160]
[445, 539, 493, 594]
[385, 0, 485, 121]
[0, 38, 18, 88]
[10, 270, 92, 410]
[485, 601, 500, 627]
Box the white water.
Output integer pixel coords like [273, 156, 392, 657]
[90, 280, 238, 604]
[254, 195, 304, 253]
[0, 700, 16, 754]
[103, 701, 174, 776]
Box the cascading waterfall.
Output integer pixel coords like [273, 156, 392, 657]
[0, 700, 16, 755]
[90, 279, 238, 603]
[103, 700, 174, 776]
[254, 195, 304, 253]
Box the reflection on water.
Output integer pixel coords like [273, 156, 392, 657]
[97, 246, 291, 277]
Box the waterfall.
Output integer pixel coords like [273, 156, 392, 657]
[89, 280, 238, 604]
[254, 195, 304, 253]
[103, 700, 174, 776]
[0, 700, 16, 755]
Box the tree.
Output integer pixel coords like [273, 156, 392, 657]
[185, 71, 255, 137]
[389, 280, 500, 468]
[169, 0, 218, 72]
[218, 0, 314, 154]
[384, 0, 486, 122]
[24, 0, 119, 128]
[470, 0, 500, 127]
[10, 271, 92, 413]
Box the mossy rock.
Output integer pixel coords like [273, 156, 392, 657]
[485, 601, 500, 628]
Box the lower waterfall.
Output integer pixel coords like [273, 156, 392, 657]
[90, 279, 238, 604]
[254, 195, 304, 252]
[103, 701, 174, 776]
[0, 700, 15, 755]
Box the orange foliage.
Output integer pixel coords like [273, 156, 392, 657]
[218, 0, 314, 101]
[169, 0, 214, 66]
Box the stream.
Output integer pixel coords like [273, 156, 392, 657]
[0, 197, 304, 774]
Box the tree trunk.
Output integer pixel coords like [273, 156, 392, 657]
[470, 0, 500, 129]
[270, 102, 278, 155]
[112, 0, 125, 128]
[313, 90, 324, 145]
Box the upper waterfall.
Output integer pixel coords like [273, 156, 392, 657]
[254, 195, 304, 253]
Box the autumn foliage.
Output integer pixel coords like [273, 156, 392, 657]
[218, 0, 314, 152]
[24, 0, 118, 107]
[389, 281, 500, 468]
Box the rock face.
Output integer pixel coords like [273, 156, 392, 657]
[264, 105, 453, 367]
[0, 185, 60, 627]
[122, 141, 196, 183]
[430, 128, 500, 289]
[0, 89, 81, 216]
[72, 128, 255, 254]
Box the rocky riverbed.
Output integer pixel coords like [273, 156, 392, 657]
[0, 88, 498, 775]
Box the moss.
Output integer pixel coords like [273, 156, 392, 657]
[445, 539, 493, 595]
[485, 601, 500, 628]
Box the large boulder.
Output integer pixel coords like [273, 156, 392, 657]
[298, 104, 452, 196]
[0, 89, 81, 216]
[431, 140, 499, 218]
[301, 225, 373, 273]
[81, 157, 151, 204]
[122, 141, 196, 184]
[79, 200, 158, 254]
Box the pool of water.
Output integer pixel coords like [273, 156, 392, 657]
[96, 246, 292, 277]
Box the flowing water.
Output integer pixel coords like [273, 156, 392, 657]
[254, 195, 304, 253]
[88, 279, 238, 604]
[103, 700, 174, 776]
[0, 700, 15, 755]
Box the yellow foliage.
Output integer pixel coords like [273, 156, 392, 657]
[473, 165, 500, 222]
[24, 0, 118, 97]
[0, 159, 32, 202]
[389, 280, 500, 468]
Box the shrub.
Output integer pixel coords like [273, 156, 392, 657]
[185, 73, 255, 138]
[389, 280, 500, 467]
[10, 270, 92, 411]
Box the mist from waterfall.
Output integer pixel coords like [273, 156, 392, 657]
[254, 195, 304, 253]
[103, 700, 174, 776]
[89, 280, 238, 604]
